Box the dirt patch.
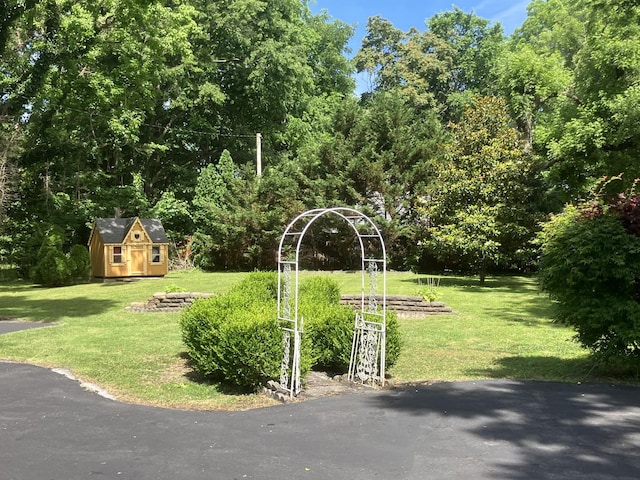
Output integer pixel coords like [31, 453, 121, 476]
[299, 371, 379, 399]
[163, 357, 390, 406]
[159, 355, 192, 384]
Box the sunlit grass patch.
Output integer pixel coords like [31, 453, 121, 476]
[0, 270, 613, 410]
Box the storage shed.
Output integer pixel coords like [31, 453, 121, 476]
[88, 217, 169, 278]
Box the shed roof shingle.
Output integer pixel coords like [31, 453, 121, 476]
[94, 218, 169, 244]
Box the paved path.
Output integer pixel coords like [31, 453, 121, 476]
[2, 323, 640, 479]
[0, 320, 55, 335]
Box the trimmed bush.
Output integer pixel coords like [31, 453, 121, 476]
[303, 302, 355, 369]
[230, 270, 278, 303]
[538, 202, 640, 366]
[384, 311, 402, 369]
[29, 228, 91, 287]
[69, 244, 91, 282]
[301, 276, 402, 371]
[179, 272, 283, 390]
[31, 246, 74, 287]
[179, 273, 402, 390]
[299, 276, 341, 305]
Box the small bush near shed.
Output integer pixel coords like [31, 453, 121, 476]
[31, 243, 91, 287]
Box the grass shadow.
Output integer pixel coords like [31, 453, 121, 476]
[482, 295, 561, 327]
[0, 294, 120, 322]
[466, 355, 597, 383]
[403, 275, 559, 326]
[404, 275, 540, 292]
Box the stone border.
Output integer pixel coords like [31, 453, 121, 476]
[340, 294, 454, 318]
[126, 292, 212, 313]
[126, 292, 453, 317]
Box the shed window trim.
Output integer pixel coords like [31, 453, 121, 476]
[112, 246, 124, 265]
[151, 246, 162, 264]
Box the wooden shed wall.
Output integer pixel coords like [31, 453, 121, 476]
[89, 232, 105, 277]
[89, 218, 169, 278]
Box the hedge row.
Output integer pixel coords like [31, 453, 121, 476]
[179, 272, 402, 391]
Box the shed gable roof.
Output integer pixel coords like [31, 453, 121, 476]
[94, 217, 169, 244]
[139, 219, 169, 243]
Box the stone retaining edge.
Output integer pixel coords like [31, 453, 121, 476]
[126, 292, 212, 313]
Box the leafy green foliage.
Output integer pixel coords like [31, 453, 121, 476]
[30, 230, 90, 287]
[6, 0, 638, 283]
[300, 277, 353, 369]
[31, 247, 75, 288]
[299, 275, 342, 305]
[179, 295, 282, 390]
[69, 244, 91, 283]
[538, 200, 640, 367]
[355, 9, 505, 112]
[302, 302, 356, 369]
[179, 272, 282, 390]
[421, 96, 539, 282]
[150, 191, 194, 243]
[300, 276, 402, 370]
[191, 150, 304, 271]
[509, 0, 640, 204]
[180, 273, 402, 390]
[308, 91, 445, 269]
[354, 16, 452, 107]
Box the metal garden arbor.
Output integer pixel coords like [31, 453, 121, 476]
[277, 207, 387, 397]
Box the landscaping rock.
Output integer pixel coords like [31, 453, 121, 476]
[340, 294, 454, 318]
[126, 293, 212, 313]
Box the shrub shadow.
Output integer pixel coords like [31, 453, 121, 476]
[466, 355, 595, 382]
[480, 295, 560, 327]
[403, 275, 560, 327]
[404, 275, 540, 292]
[178, 352, 259, 396]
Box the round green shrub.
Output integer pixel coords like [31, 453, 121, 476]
[539, 205, 640, 365]
[69, 244, 91, 282]
[230, 270, 278, 303]
[179, 294, 282, 390]
[179, 272, 402, 390]
[302, 302, 355, 369]
[384, 311, 402, 369]
[299, 276, 341, 305]
[300, 276, 402, 371]
[180, 271, 297, 391]
[31, 246, 74, 287]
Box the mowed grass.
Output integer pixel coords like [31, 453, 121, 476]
[0, 270, 600, 410]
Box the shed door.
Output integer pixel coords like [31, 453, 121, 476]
[129, 246, 146, 276]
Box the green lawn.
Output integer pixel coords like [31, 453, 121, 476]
[0, 270, 599, 410]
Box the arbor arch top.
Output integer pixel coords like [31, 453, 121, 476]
[277, 207, 387, 397]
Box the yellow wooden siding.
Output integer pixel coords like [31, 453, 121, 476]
[88, 232, 105, 277]
[88, 218, 168, 278]
[147, 245, 169, 276]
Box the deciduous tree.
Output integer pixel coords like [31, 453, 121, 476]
[420, 96, 538, 283]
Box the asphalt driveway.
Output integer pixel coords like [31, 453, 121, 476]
[1, 322, 640, 479]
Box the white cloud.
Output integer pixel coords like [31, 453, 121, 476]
[493, 1, 529, 33]
[469, 0, 529, 33]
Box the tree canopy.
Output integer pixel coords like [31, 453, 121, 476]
[1, 0, 639, 285]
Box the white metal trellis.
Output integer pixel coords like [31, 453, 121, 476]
[277, 207, 387, 397]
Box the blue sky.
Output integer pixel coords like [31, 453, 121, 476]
[309, 0, 530, 50]
[308, 1, 530, 93]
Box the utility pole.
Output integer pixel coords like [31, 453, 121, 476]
[256, 133, 262, 176]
